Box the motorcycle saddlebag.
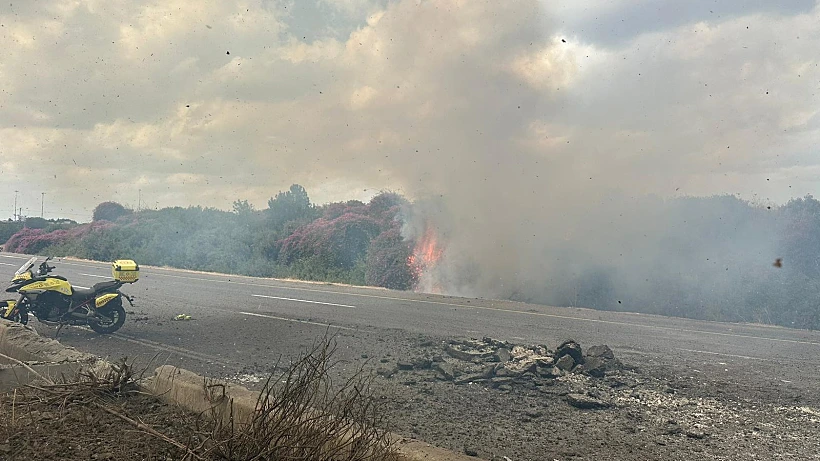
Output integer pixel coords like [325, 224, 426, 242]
[112, 260, 139, 283]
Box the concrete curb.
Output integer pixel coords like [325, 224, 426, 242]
[0, 319, 97, 363]
[0, 319, 105, 391]
[142, 365, 483, 461]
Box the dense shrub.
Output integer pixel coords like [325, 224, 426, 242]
[0, 221, 24, 245]
[93, 201, 132, 222]
[365, 228, 416, 290]
[279, 213, 382, 269]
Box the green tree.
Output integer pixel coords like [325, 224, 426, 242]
[232, 199, 256, 216]
[92, 201, 132, 222]
[267, 184, 315, 229]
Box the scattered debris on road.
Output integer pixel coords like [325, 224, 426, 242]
[381, 337, 622, 397]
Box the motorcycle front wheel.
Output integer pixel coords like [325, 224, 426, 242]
[12, 310, 29, 325]
[4, 309, 28, 325]
[89, 299, 126, 334]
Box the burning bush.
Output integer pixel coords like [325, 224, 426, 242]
[365, 228, 417, 290]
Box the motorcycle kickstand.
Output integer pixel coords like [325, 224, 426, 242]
[55, 319, 69, 338]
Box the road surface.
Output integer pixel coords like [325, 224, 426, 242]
[4, 252, 820, 460]
[1, 252, 819, 387]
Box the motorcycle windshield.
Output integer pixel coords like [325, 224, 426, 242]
[15, 257, 37, 276]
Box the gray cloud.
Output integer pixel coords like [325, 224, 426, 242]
[0, 0, 817, 300]
[549, 0, 816, 45]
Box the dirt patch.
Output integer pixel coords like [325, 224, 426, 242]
[0, 388, 203, 460]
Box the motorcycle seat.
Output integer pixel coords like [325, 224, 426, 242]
[71, 281, 120, 300]
[93, 280, 120, 292]
[71, 286, 96, 299]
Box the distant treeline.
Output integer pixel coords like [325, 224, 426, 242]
[2, 188, 820, 330]
[2, 186, 417, 290]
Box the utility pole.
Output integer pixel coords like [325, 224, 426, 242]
[41, 192, 45, 218]
[13, 190, 18, 221]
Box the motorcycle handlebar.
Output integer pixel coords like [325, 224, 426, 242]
[37, 263, 56, 274]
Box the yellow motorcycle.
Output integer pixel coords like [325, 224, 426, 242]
[2, 257, 138, 334]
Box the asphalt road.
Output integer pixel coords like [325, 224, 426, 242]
[2, 252, 820, 395]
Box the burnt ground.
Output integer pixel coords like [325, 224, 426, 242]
[39, 320, 820, 461]
[352, 335, 820, 461]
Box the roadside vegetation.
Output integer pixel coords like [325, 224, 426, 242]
[3, 186, 416, 290]
[0, 339, 398, 461]
[3, 186, 820, 330]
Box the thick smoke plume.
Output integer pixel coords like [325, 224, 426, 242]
[376, 0, 790, 318]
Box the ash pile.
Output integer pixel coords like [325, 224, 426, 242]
[380, 337, 622, 392]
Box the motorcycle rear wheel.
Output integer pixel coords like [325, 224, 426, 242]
[89, 300, 125, 334]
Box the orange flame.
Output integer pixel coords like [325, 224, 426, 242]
[408, 224, 444, 293]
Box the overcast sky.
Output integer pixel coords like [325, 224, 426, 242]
[1, 0, 819, 220]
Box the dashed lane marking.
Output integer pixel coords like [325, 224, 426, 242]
[238, 311, 357, 331]
[251, 294, 355, 309]
[113, 332, 234, 367]
[677, 348, 766, 361]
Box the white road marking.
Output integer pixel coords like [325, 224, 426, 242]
[80, 273, 109, 279]
[0, 262, 15, 266]
[251, 294, 355, 309]
[238, 311, 356, 331]
[114, 332, 233, 367]
[677, 348, 765, 361]
[73, 285, 90, 290]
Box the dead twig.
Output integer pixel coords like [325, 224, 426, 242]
[93, 402, 203, 460]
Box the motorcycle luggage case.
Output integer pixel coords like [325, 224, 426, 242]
[112, 260, 139, 283]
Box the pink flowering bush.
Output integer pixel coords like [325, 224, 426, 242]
[4, 221, 114, 255]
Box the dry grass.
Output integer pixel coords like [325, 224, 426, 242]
[196, 336, 399, 461]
